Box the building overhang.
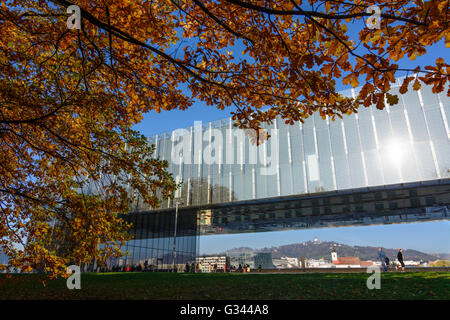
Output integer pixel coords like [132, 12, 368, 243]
[128, 178, 450, 237]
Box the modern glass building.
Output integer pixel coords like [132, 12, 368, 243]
[227, 251, 274, 269]
[142, 81, 450, 209]
[114, 78, 450, 270]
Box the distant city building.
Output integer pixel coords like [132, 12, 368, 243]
[402, 260, 421, 266]
[254, 252, 274, 269]
[228, 251, 274, 269]
[228, 251, 254, 268]
[331, 250, 338, 262]
[272, 259, 290, 269]
[306, 258, 333, 268]
[272, 256, 300, 269]
[331, 248, 373, 268]
[196, 256, 229, 272]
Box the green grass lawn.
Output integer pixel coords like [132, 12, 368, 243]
[0, 272, 449, 300]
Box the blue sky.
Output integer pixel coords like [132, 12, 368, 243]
[132, 10, 449, 255]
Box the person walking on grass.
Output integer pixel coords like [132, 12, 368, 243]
[378, 247, 387, 272]
[397, 248, 406, 272]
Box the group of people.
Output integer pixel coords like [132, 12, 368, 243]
[377, 247, 406, 272]
[184, 262, 201, 273]
[183, 262, 255, 273]
[236, 264, 251, 272]
[108, 260, 161, 273]
[184, 262, 226, 273]
[106, 263, 258, 273]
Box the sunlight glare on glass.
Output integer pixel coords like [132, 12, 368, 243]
[387, 139, 404, 167]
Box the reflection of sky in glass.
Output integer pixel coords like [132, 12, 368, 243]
[199, 221, 450, 255]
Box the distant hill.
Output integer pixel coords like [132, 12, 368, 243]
[222, 247, 254, 253]
[222, 241, 441, 262]
[434, 253, 450, 260]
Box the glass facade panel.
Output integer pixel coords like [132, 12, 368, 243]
[343, 116, 365, 188]
[438, 92, 450, 132]
[116, 209, 199, 271]
[243, 166, 254, 200]
[315, 114, 334, 192]
[329, 120, 350, 189]
[280, 163, 293, 196]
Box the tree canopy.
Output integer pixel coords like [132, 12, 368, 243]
[0, 0, 448, 278]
